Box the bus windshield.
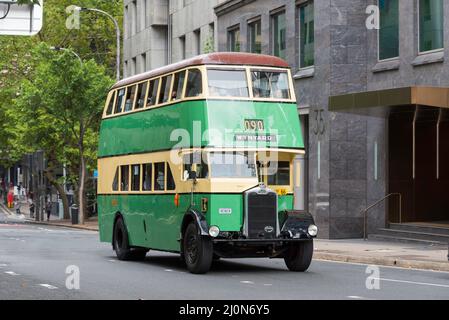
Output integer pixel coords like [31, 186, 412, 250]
[209, 152, 257, 179]
[251, 70, 290, 99]
[207, 69, 249, 97]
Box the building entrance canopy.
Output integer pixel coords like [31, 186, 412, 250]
[329, 86, 449, 117]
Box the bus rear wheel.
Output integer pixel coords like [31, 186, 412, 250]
[183, 222, 213, 274]
[114, 217, 148, 261]
[283, 240, 313, 272]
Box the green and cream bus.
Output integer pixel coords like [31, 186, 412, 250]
[98, 53, 317, 274]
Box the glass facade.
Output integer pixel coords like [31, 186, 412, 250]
[228, 27, 241, 52]
[249, 19, 262, 54]
[272, 11, 286, 59]
[419, 0, 444, 52]
[299, 2, 314, 68]
[379, 0, 399, 60]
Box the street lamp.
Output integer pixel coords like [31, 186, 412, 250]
[73, 6, 121, 81]
[50, 46, 83, 65]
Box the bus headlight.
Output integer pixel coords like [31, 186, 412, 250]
[209, 226, 220, 238]
[308, 224, 318, 237]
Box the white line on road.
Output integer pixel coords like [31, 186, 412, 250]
[347, 296, 366, 300]
[39, 284, 58, 290]
[5, 271, 20, 276]
[164, 269, 174, 272]
[240, 280, 255, 284]
[377, 277, 449, 289]
[0, 264, 8, 267]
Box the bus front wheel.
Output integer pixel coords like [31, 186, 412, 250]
[283, 240, 313, 272]
[183, 222, 213, 274]
[113, 217, 148, 261]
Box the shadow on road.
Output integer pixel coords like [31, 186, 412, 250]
[108, 253, 290, 274]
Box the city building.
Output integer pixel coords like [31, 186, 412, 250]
[123, 0, 227, 77]
[124, 0, 449, 239]
[215, 0, 449, 239]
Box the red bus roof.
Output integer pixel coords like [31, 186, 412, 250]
[112, 52, 290, 89]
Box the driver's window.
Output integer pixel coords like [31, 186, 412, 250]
[182, 153, 209, 181]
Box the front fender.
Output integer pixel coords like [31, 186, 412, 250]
[183, 208, 209, 236]
[280, 211, 316, 239]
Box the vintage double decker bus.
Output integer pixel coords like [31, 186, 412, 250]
[97, 53, 317, 274]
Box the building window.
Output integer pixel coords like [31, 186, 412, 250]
[131, 57, 137, 76]
[194, 29, 201, 55]
[378, 0, 399, 60]
[272, 11, 286, 59]
[248, 19, 262, 54]
[419, 0, 444, 53]
[298, 2, 314, 68]
[140, 53, 147, 73]
[132, 0, 137, 36]
[228, 27, 240, 52]
[180, 35, 186, 60]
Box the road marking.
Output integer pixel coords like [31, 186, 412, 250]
[347, 296, 365, 300]
[240, 280, 254, 284]
[0, 264, 8, 267]
[377, 277, 449, 289]
[263, 284, 273, 286]
[164, 269, 174, 272]
[5, 271, 20, 276]
[39, 284, 58, 290]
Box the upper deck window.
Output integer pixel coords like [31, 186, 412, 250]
[124, 85, 137, 112]
[147, 78, 159, 107]
[115, 88, 126, 114]
[135, 82, 147, 109]
[251, 70, 290, 99]
[207, 69, 249, 98]
[106, 91, 116, 116]
[185, 69, 203, 97]
[172, 71, 186, 101]
[159, 75, 173, 104]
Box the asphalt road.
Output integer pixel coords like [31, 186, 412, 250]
[1, 208, 449, 300]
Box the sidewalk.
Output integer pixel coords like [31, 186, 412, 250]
[0, 198, 99, 232]
[314, 239, 449, 272]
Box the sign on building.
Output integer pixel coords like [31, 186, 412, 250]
[0, 0, 43, 36]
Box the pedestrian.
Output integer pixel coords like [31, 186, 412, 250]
[7, 189, 14, 209]
[46, 200, 52, 221]
[28, 198, 35, 219]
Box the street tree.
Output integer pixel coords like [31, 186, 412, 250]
[11, 43, 113, 224]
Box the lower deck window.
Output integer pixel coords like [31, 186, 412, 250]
[131, 165, 140, 191]
[120, 165, 130, 191]
[154, 162, 165, 191]
[142, 164, 152, 191]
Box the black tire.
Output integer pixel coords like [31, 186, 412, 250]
[284, 240, 313, 272]
[183, 222, 213, 274]
[113, 217, 148, 261]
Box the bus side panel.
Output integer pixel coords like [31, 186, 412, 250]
[98, 194, 186, 252]
[98, 195, 116, 244]
[208, 194, 243, 232]
[145, 194, 187, 252]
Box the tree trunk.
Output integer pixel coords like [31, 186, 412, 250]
[78, 122, 86, 225]
[44, 154, 70, 220]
